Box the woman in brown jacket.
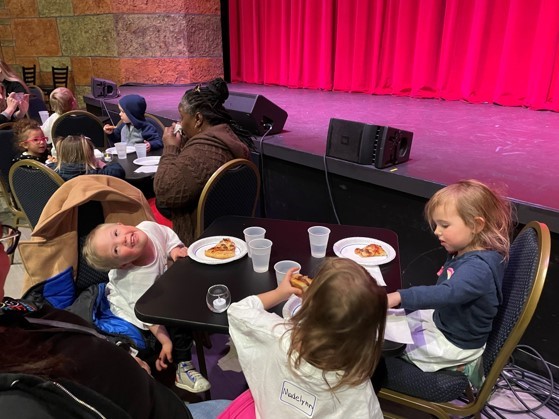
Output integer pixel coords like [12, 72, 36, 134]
[154, 78, 253, 245]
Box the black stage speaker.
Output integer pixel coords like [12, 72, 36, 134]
[91, 77, 119, 99]
[326, 118, 413, 169]
[224, 92, 287, 136]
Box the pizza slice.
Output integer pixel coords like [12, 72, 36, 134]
[290, 273, 313, 292]
[354, 243, 387, 258]
[204, 238, 236, 259]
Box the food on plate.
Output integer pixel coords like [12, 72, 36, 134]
[204, 238, 236, 259]
[290, 273, 313, 292]
[354, 243, 387, 258]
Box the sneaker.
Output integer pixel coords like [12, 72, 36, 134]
[175, 361, 211, 393]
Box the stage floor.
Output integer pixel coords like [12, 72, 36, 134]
[86, 82, 559, 230]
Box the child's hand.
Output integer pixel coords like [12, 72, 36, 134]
[144, 140, 151, 152]
[95, 158, 106, 169]
[279, 267, 303, 298]
[170, 245, 188, 261]
[103, 124, 116, 134]
[387, 292, 401, 308]
[155, 341, 173, 371]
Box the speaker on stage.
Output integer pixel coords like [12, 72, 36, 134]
[91, 77, 119, 99]
[224, 92, 287, 136]
[326, 118, 413, 169]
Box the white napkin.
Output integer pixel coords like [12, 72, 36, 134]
[94, 149, 103, 158]
[364, 265, 385, 286]
[134, 165, 158, 174]
[385, 308, 414, 344]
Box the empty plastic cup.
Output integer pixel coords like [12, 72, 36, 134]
[243, 226, 266, 257]
[115, 142, 127, 159]
[274, 260, 301, 285]
[134, 143, 147, 159]
[38, 111, 49, 124]
[249, 238, 273, 273]
[308, 226, 331, 258]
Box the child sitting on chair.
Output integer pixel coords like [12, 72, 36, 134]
[83, 220, 211, 394]
[48, 135, 125, 181]
[103, 94, 162, 152]
[41, 87, 78, 146]
[387, 179, 513, 387]
[11, 119, 51, 164]
[227, 258, 387, 418]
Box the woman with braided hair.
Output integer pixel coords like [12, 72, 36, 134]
[154, 78, 253, 245]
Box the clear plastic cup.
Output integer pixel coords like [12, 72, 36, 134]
[243, 226, 266, 257]
[308, 226, 331, 258]
[115, 142, 127, 159]
[274, 260, 301, 285]
[248, 238, 273, 273]
[134, 143, 147, 159]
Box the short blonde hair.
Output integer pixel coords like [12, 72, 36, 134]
[49, 87, 76, 114]
[82, 223, 118, 271]
[55, 135, 97, 172]
[425, 179, 514, 258]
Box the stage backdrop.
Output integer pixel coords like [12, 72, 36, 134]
[229, 0, 559, 111]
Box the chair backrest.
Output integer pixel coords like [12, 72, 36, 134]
[477, 221, 550, 405]
[0, 129, 17, 193]
[52, 66, 69, 88]
[144, 113, 165, 137]
[196, 158, 260, 238]
[27, 85, 48, 122]
[22, 65, 36, 85]
[9, 159, 65, 229]
[51, 110, 107, 148]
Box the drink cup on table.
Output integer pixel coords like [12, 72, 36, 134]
[39, 111, 49, 124]
[115, 142, 127, 159]
[243, 226, 266, 257]
[274, 260, 301, 286]
[134, 143, 147, 159]
[308, 226, 331, 258]
[248, 238, 273, 273]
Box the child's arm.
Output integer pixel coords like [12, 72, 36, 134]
[257, 267, 302, 310]
[148, 324, 173, 371]
[387, 291, 401, 308]
[170, 244, 188, 261]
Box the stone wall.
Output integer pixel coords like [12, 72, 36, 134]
[0, 0, 223, 106]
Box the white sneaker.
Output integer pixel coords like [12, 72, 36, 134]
[175, 361, 211, 393]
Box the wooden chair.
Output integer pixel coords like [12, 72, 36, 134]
[51, 110, 107, 148]
[195, 158, 261, 238]
[379, 221, 551, 419]
[9, 159, 64, 229]
[21, 65, 36, 86]
[41, 66, 69, 98]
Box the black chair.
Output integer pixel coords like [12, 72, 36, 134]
[145, 113, 165, 137]
[195, 158, 261, 238]
[0, 129, 28, 228]
[21, 65, 36, 86]
[379, 221, 551, 418]
[26, 85, 48, 123]
[51, 110, 107, 148]
[9, 159, 64, 229]
[40, 66, 69, 98]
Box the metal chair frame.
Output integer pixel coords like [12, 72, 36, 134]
[379, 221, 551, 418]
[50, 110, 107, 149]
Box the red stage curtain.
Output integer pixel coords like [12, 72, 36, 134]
[229, 0, 559, 111]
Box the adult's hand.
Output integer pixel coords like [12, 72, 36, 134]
[5, 93, 18, 114]
[16, 94, 30, 116]
[134, 357, 152, 376]
[162, 125, 181, 148]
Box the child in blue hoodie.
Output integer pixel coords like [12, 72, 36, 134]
[103, 94, 162, 151]
[387, 179, 513, 386]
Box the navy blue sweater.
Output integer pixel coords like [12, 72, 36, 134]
[49, 162, 125, 182]
[399, 250, 505, 349]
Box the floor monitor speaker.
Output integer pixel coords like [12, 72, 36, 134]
[326, 118, 413, 169]
[224, 92, 288, 136]
[91, 77, 119, 99]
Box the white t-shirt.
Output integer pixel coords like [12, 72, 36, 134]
[41, 112, 59, 144]
[228, 296, 383, 419]
[106, 221, 183, 330]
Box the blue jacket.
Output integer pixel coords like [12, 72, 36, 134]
[399, 250, 505, 349]
[49, 162, 125, 182]
[107, 94, 162, 150]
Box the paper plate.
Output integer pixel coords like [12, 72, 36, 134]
[106, 146, 135, 154]
[133, 156, 161, 166]
[188, 236, 248, 265]
[333, 237, 396, 266]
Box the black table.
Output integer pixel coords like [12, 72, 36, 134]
[136, 216, 401, 333]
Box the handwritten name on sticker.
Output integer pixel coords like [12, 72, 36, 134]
[279, 381, 317, 417]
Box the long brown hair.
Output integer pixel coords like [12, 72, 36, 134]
[287, 258, 387, 391]
[425, 179, 513, 258]
[0, 60, 29, 93]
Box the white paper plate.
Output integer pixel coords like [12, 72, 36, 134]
[188, 236, 248, 265]
[333, 237, 396, 266]
[106, 146, 136, 154]
[133, 156, 161, 166]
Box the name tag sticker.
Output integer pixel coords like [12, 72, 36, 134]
[279, 380, 317, 417]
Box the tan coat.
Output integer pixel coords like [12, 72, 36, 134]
[19, 175, 154, 293]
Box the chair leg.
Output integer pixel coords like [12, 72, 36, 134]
[193, 331, 212, 400]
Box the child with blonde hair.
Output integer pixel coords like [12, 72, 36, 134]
[41, 87, 78, 144]
[11, 119, 49, 164]
[48, 134, 124, 181]
[227, 258, 387, 418]
[387, 179, 513, 385]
